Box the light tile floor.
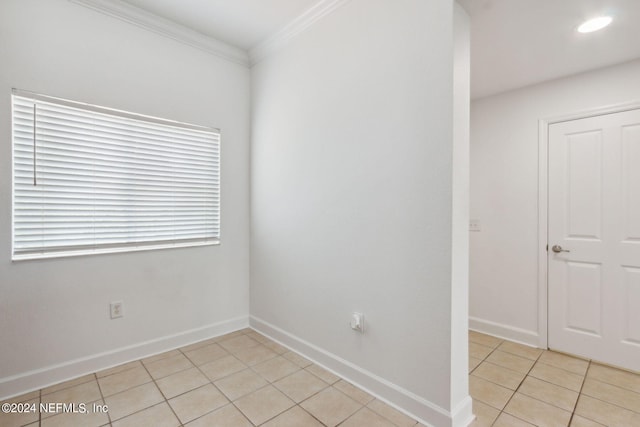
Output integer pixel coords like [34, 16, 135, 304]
[0, 329, 423, 427]
[469, 330, 640, 427]
[2, 329, 639, 426]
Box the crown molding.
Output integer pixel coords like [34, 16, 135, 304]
[249, 0, 352, 66]
[69, 0, 250, 67]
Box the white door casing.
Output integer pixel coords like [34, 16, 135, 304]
[548, 108, 640, 372]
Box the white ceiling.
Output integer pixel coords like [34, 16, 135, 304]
[120, 0, 321, 50]
[459, 0, 640, 99]
[117, 0, 640, 99]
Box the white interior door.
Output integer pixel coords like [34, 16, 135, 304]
[548, 108, 640, 372]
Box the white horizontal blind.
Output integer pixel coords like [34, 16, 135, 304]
[12, 91, 220, 260]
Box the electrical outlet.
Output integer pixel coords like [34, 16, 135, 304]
[469, 219, 481, 232]
[110, 301, 124, 319]
[350, 312, 364, 333]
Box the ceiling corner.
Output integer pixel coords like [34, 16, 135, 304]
[249, 0, 351, 66]
[69, 0, 250, 67]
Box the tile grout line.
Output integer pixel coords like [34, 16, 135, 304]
[248, 362, 339, 426]
[335, 407, 364, 427]
[469, 339, 503, 377]
[528, 360, 640, 418]
[587, 374, 640, 396]
[177, 330, 258, 426]
[170, 328, 269, 426]
[96, 360, 141, 380]
[197, 339, 273, 419]
[171, 354, 226, 426]
[476, 340, 544, 425]
[291, 382, 362, 427]
[511, 358, 586, 413]
[474, 350, 590, 397]
[184, 332, 324, 426]
[40, 374, 96, 398]
[504, 347, 550, 424]
[181, 352, 239, 424]
[578, 366, 640, 417]
[566, 359, 591, 427]
[210, 331, 370, 426]
[471, 333, 640, 426]
[94, 372, 113, 426]
[489, 339, 544, 426]
[262, 365, 334, 426]
[470, 359, 528, 395]
[138, 356, 185, 427]
[222, 331, 336, 426]
[471, 337, 509, 425]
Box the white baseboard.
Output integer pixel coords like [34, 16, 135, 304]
[469, 317, 540, 348]
[452, 396, 475, 427]
[250, 316, 474, 427]
[0, 315, 249, 400]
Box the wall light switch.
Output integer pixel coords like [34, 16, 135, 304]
[469, 219, 481, 232]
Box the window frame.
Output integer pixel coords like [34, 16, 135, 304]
[11, 89, 221, 261]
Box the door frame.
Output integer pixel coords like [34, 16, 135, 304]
[537, 100, 640, 350]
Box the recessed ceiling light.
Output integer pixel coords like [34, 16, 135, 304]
[577, 16, 613, 33]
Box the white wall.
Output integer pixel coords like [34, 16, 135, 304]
[0, 0, 250, 398]
[470, 59, 640, 346]
[250, 0, 472, 425]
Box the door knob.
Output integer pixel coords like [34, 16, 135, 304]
[552, 245, 570, 253]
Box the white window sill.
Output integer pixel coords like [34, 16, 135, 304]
[12, 239, 220, 261]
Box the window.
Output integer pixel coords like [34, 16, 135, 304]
[12, 90, 220, 260]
